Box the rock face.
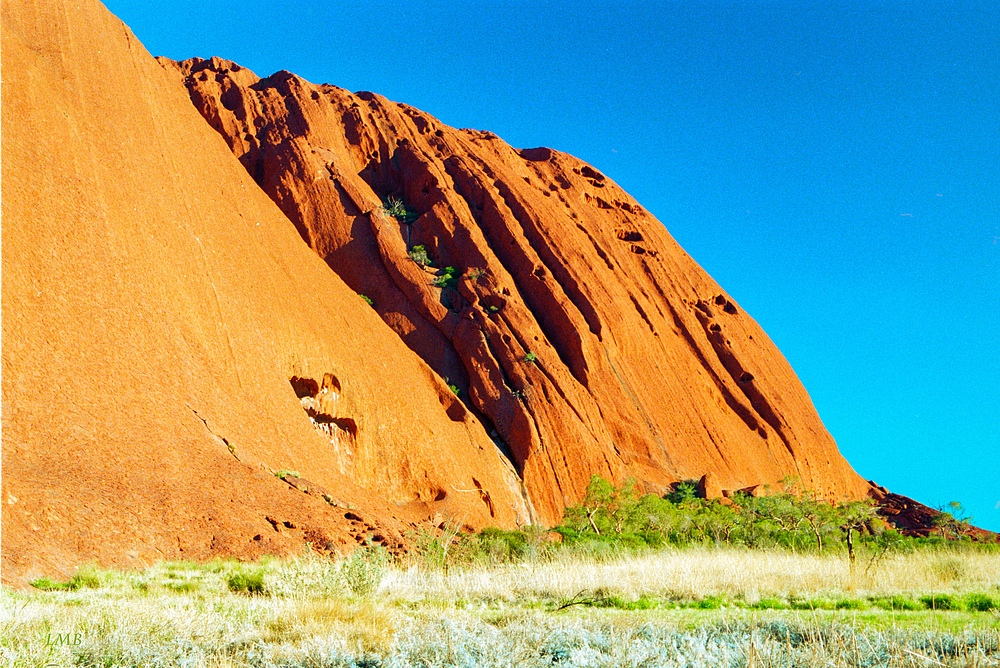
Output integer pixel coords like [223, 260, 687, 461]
[3, 0, 883, 584]
[1, 0, 529, 585]
[171, 58, 872, 524]
[868, 487, 999, 542]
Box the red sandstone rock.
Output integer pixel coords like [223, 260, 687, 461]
[4, 0, 926, 586]
[697, 473, 724, 500]
[171, 57, 873, 524]
[873, 491, 998, 542]
[1, 0, 529, 585]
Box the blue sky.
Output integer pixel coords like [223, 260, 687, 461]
[106, 0, 999, 530]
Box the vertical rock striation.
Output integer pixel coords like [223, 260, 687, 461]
[172, 59, 872, 524]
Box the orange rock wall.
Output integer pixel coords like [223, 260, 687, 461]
[174, 60, 871, 524]
[1, 0, 529, 585]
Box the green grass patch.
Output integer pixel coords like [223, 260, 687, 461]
[834, 598, 866, 610]
[693, 595, 726, 610]
[965, 593, 998, 611]
[752, 597, 789, 610]
[30, 567, 102, 592]
[870, 595, 922, 611]
[226, 568, 266, 595]
[920, 594, 959, 610]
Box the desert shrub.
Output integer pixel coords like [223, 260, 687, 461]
[870, 595, 921, 611]
[523, 352, 537, 363]
[408, 244, 432, 267]
[694, 595, 726, 609]
[932, 557, 966, 583]
[753, 598, 788, 610]
[381, 196, 417, 223]
[920, 594, 958, 610]
[273, 469, 299, 480]
[342, 546, 388, 596]
[475, 527, 530, 562]
[965, 593, 997, 612]
[30, 566, 102, 591]
[430, 266, 459, 288]
[834, 598, 865, 610]
[553, 475, 968, 559]
[30, 577, 70, 591]
[358, 294, 374, 306]
[165, 580, 199, 593]
[666, 480, 699, 504]
[226, 566, 266, 595]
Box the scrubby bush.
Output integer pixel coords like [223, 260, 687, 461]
[342, 546, 388, 596]
[381, 195, 417, 223]
[408, 244, 432, 267]
[30, 566, 102, 591]
[920, 594, 958, 610]
[965, 593, 997, 612]
[226, 566, 266, 595]
[430, 266, 459, 288]
[554, 475, 901, 557]
[870, 595, 921, 611]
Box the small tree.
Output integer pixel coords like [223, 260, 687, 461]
[932, 501, 971, 540]
[797, 493, 839, 553]
[838, 500, 877, 570]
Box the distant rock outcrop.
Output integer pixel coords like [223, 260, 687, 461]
[170, 57, 872, 524]
[868, 486, 999, 542]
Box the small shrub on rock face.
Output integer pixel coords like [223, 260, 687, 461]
[430, 266, 459, 289]
[408, 244, 431, 267]
[342, 546, 388, 597]
[523, 352, 537, 363]
[381, 196, 412, 221]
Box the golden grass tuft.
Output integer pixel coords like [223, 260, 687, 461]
[262, 598, 397, 654]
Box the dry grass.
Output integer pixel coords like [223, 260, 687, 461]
[1, 547, 998, 667]
[383, 547, 1000, 604]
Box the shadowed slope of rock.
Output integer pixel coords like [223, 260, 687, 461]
[1, 0, 529, 585]
[173, 59, 872, 524]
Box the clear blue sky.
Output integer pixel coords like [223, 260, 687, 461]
[106, 0, 999, 531]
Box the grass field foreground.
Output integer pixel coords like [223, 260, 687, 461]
[3, 547, 1000, 666]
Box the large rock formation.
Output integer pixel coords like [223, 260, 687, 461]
[1, 0, 528, 585]
[170, 58, 872, 524]
[3, 0, 881, 584]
